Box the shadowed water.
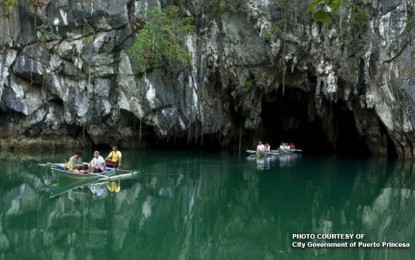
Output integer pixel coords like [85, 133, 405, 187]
[0, 151, 414, 259]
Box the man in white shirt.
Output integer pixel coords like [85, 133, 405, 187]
[89, 151, 106, 173]
[256, 141, 266, 153]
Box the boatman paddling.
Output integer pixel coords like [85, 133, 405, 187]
[105, 145, 122, 168]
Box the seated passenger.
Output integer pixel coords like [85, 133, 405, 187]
[67, 151, 85, 174]
[257, 141, 266, 153]
[89, 151, 106, 173]
[265, 143, 271, 152]
[105, 145, 122, 168]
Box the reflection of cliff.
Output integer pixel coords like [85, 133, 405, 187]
[358, 160, 415, 260]
[1, 155, 415, 259]
[299, 159, 415, 259]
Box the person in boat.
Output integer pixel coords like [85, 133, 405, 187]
[67, 151, 85, 174]
[265, 143, 271, 152]
[256, 141, 266, 153]
[105, 145, 122, 168]
[89, 151, 106, 173]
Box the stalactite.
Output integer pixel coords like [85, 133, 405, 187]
[281, 2, 288, 96]
[0, 47, 4, 82]
[200, 121, 204, 146]
[139, 118, 142, 144]
[187, 124, 191, 145]
[238, 126, 242, 154]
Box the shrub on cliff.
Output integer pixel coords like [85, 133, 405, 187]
[306, 0, 342, 25]
[1, 0, 18, 15]
[128, 5, 195, 74]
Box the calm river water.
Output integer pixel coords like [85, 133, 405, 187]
[0, 150, 414, 259]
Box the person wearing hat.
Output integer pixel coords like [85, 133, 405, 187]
[89, 151, 106, 173]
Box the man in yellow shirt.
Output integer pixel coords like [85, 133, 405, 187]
[105, 145, 122, 168]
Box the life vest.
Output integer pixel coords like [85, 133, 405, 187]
[108, 151, 121, 162]
[65, 161, 72, 169]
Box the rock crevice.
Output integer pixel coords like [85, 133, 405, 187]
[0, 0, 414, 158]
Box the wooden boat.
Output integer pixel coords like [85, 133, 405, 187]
[276, 148, 303, 154]
[246, 150, 279, 157]
[44, 162, 118, 179]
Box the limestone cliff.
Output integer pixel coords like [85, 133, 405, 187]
[0, 0, 414, 158]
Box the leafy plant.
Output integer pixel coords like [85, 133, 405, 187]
[128, 5, 195, 74]
[343, 2, 369, 56]
[1, 0, 18, 16]
[349, 6, 368, 31]
[244, 79, 253, 89]
[262, 21, 283, 41]
[208, 0, 246, 16]
[306, 0, 342, 25]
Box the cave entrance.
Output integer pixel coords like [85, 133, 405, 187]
[260, 89, 332, 154]
[333, 103, 370, 158]
[260, 89, 370, 157]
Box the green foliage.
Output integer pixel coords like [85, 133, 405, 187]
[244, 79, 253, 89]
[128, 6, 195, 74]
[404, 8, 413, 35]
[306, 0, 342, 25]
[344, 2, 369, 56]
[293, 2, 300, 21]
[348, 6, 368, 30]
[1, 0, 18, 15]
[344, 35, 359, 55]
[262, 21, 283, 41]
[215, 0, 246, 15]
[279, 0, 287, 9]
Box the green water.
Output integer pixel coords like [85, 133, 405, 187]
[0, 151, 414, 259]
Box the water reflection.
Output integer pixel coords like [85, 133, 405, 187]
[0, 152, 415, 259]
[245, 153, 275, 170]
[278, 153, 301, 168]
[47, 173, 130, 199]
[246, 153, 301, 170]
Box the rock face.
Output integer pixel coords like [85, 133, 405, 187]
[0, 0, 414, 157]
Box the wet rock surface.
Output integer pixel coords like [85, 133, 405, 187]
[0, 0, 414, 157]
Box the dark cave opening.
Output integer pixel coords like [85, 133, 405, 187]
[260, 89, 370, 158]
[382, 122, 398, 159]
[333, 103, 371, 158]
[260, 89, 333, 154]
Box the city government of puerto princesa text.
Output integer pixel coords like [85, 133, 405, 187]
[295, 241, 410, 248]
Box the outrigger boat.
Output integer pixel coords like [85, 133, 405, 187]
[246, 150, 279, 157]
[40, 162, 119, 179]
[38, 162, 139, 198]
[275, 148, 303, 154]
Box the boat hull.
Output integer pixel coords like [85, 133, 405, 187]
[246, 150, 279, 157]
[49, 163, 117, 179]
